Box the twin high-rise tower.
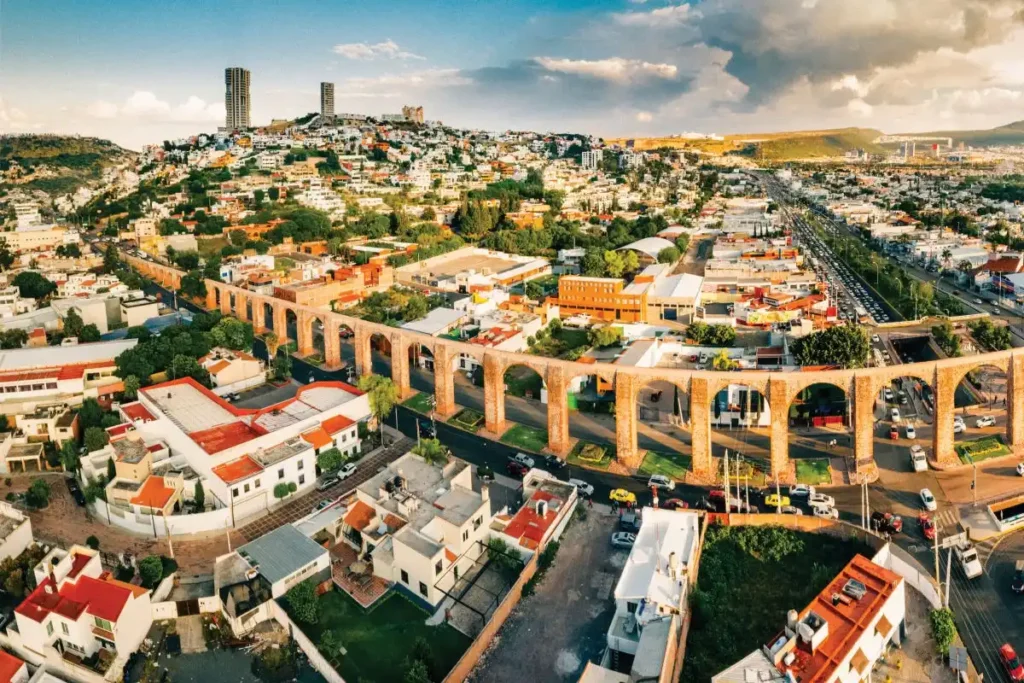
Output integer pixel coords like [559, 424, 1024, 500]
[224, 67, 251, 130]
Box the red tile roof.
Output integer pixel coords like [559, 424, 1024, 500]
[206, 359, 231, 375]
[212, 455, 263, 484]
[17, 573, 133, 624]
[503, 490, 559, 547]
[322, 414, 354, 435]
[343, 501, 376, 532]
[301, 427, 333, 450]
[130, 476, 177, 510]
[121, 402, 156, 423]
[0, 650, 25, 683]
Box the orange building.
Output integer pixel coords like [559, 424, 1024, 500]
[274, 277, 343, 308]
[222, 218, 286, 241]
[552, 276, 646, 323]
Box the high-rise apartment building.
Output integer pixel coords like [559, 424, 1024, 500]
[402, 105, 425, 124]
[320, 82, 335, 119]
[224, 67, 251, 130]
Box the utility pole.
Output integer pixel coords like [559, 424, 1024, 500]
[933, 522, 941, 605]
[774, 473, 782, 514]
[972, 461, 978, 506]
[944, 545, 953, 609]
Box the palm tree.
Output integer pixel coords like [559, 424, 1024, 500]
[941, 248, 953, 271]
[265, 331, 281, 358]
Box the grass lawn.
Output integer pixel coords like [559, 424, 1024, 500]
[288, 591, 469, 683]
[795, 458, 833, 486]
[402, 392, 435, 414]
[682, 526, 872, 683]
[639, 450, 692, 481]
[955, 435, 1011, 464]
[500, 423, 548, 453]
[449, 408, 484, 433]
[504, 366, 543, 398]
[530, 327, 591, 359]
[567, 441, 614, 471]
[197, 236, 227, 258]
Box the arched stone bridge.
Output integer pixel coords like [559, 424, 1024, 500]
[129, 256, 1024, 478]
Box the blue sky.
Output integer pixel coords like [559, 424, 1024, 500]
[3, 0, 1024, 148]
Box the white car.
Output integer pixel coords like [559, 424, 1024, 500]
[909, 445, 927, 472]
[568, 478, 595, 498]
[953, 418, 966, 434]
[919, 488, 937, 512]
[780, 505, 804, 515]
[872, 334, 881, 343]
[1017, 462, 1024, 477]
[789, 484, 815, 498]
[647, 474, 675, 491]
[337, 462, 357, 480]
[811, 505, 839, 520]
[975, 415, 996, 428]
[956, 543, 983, 579]
[883, 388, 894, 401]
[905, 425, 916, 440]
[809, 492, 836, 508]
[513, 452, 535, 468]
[891, 408, 901, 422]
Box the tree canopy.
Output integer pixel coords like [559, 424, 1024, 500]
[792, 325, 870, 369]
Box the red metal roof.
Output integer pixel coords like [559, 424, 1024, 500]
[121, 402, 156, 423]
[67, 552, 91, 580]
[190, 421, 262, 454]
[0, 650, 25, 683]
[343, 501, 376, 532]
[212, 455, 263, 484]
[130, 476, 177, 510]
[321, 414, 354, 435]
[16, 573, 133, 624]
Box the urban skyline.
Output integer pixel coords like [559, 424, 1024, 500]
[3, 0, 1024, 148]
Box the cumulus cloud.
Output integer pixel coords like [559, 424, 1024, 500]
[332, 39, 424, 61]
[613, 4, 692, 27]
[534, 57, 678, 82]
[343, 68, 471, 92]
[0, 97, 41, 131]
[85, 91, 223, 123]
[636, 111, 654, 122]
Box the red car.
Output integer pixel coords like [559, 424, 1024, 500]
[506, 461, 528, 478]
[662, 498, 689, 511]
[889, 426, 899, 440]
[1000, 643, 1024, 682]
[918, 513, 935, 541]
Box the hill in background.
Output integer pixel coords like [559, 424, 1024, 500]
[904, 120, 1024, 148]
[0, 134, 136, 196]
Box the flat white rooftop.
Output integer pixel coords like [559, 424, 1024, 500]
[0, 338, 137, 371]
[401, 307, 466, 336]
[145, 381, 236, 434]
[614, 508, 699, 608]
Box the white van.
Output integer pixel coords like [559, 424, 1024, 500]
[909, 445, 927, 473]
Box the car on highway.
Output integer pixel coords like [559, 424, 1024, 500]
[337, 462, 357, 480]
[316, 475, 339, 491]
[811, 505, 839, 520]
[610, 532, 636, 550]
[956, 542, 983, 579]
[1011, 561, 1024, 594]
[567, 478, 594, 498]
[909, 445, 928, 472]
[789, 484, 815, 498]
[891, 408, 901, 422]
[905, 424, 916, 439]
[897, 391, 908, 405]
[765, 494, 790, 508]
[513, 452, 535, 468]
[609, 488, 637, 505]
[809, 493, 835, 508]
[999, 643, 1024, 682]
[870, 511, 903, 534]
[974, 298, 984, 305]
[918, 513, 936, 541]
[919, 488, 937, 511]
[506, 461, 529, 478]
[647, 474, 675, 491]
[975, 415, 996, 428]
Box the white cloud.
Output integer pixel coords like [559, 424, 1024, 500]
[534, 57, 678, 82]
[332, 39, 424, 61]
[847, 98, 873, 117]
[0, 97, 41, 131]
[636, 111, 654, 122]
[85, 91, 223, 123]
[344, 69, 471, 91]
[613, 4, 692, 27]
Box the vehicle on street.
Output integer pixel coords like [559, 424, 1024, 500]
[889, 426, 899, 440]
[956, 542, 983, 579]
[567, 478, 594, 498]
[883, 388, 894, 402]
[870, 511, 903, 534]
[779, 505, 803, 515]
[417, 420, 436, 439]
[872, 334, 881, 343]
[312, 499, 331, 513]
[919, 488, 937, 511]
[809, 493, 836, 508]
[1011, 561, 1024, 594]
[619, 511, 641, 533]
[337, 462, 357, 480]
[954, 416, 966, 434]
[513, 452, 535, 468]
[897, 391, 908, 405]
[699, 352, 708, 364]
[974, 298, 984, 305]
[909, 445, 928, 472]
[609, 488, 637, 505]
[811, 505, 839, 520]
[506, 461, 529, 478]
[646, 474, 675, 491]
[662, 498, 688, 511]
[543, 454, 566, 471]
[610, 532, 636, 550]
[1017, 462, 1024, 477]
[789, 484, 815, 498]
[999, 643, 1024, 682]
[65, 478, 86, 507]
[891, 408, 900, 422]
[918, 513, 935, 541]
[905, 424, 916, 439]
[976, 415, 996, 428]
[765, 494, 790, 508]
[316, 475, 339, 491]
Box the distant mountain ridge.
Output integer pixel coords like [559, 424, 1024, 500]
[902, 120, 1024, 147]
[0, 134, 136, 196]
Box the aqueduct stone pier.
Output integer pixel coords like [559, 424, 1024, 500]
[129, 256, 1024, 478]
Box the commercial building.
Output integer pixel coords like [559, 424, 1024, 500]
[396, 247, 550, 293]
[320, 82, 335, 119]
[119, 296, 159, 328]
[0, 226, 70, 253]
[553, 265, 703, 324]
[712, 555, 905, 683]
[224, 67, 251, 131]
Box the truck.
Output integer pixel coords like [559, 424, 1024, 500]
[955, 542, 983, 580]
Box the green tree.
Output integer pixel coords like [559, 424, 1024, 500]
[138, 556, 164, 588]
[268, 187, 280, 201]
[102, 245, 121, 274]
[122, 375, 141, 399]
[930, 608, 957, 655]
[285, 579, 320, 624]
[13, 271, 57, 300]
[86, 536, 100, 550]
[228, 229, 248, 247]
[622, 250, 640, 275]
[194, 480, 205, 510]
[79, 324, 101, 343]
[317, 448, 343, 473]
[0, 329, 28, 349]
[603, 250, 626, 278]
[62, 309, 85, 339]
[657, 246, 681, 263]
[77, 399, 105, 430]
[60, 440, 80, 472]
[170, 354, 209, 385]
[403, 660, 431, 683]
[179, 271, 207, 299]
[712, 350, 737, 371]
[209, 317, 253, 350]
[358, 375, 398, 440]
[792, 325, 870, 369]
[172, 251, 201, 271]
[588, 326, 623, 348]
[273, 482, 291, 499]
[84, 427, 109, 453]
[0, 239, 14, 272]
[580, 248, 606, 276]
[25, 478, 51, 509]
[273, 353, 292, 381]
[412, 438, 448, 465]
[253, 189, 265, 208]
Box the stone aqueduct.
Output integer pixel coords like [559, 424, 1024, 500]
[129, 256, 1024, 478]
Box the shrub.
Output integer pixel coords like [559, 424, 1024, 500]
[930, 608, 957, 655]
[273, 483, 291, 500]
[85, 536, 100, 550]
[285, 579, 319, 624]
[138, 556, 164, 588]
[25, 479, 51, 509]
[317, 448, 343, 473]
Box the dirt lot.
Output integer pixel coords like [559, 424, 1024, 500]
[468, 503, 624, 683]
[876, 587, 957, 683]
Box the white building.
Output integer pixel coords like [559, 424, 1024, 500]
[0, 501, 33, 564]
[0, 286, 37, 320]
[581, 149, 604, 171]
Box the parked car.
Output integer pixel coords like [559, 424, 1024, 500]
[905, 424, 916, 439]
[610, 532, 636, 550]
[811, 505, 839, 520]
[891, 408, 901, 422]
[316, 475, 339, 491]
[543, 454, 566, 471]
[506, 461, 529, 478]
[646, 474, 675, 491]
[779, 505, 803, 515]
[65, 477, 86, 507]
[889, 426, 899, 440]
[919, 488, 937, 512]
[956, 542, 983, 579]
[609, 488, 637, 505]
[1011, 560, 1024, 594]
[897, 391, 908, 405]
[953, 416, 966, 434]
[909, 445, 927, 472]
[662, 498, 689, 511]
[872, 334, 881, 343]
[765, 494, 790, 508]
[883, 387, 894, 402]
[567, 478, 594, 498]
[999, 644, 1024, 682]
[976, 415, 997, 428]
[337, 462, 357, 480]
[789, 484, 815, 498]
[870, 511, 903, 534]
[918, 513, 936, 541]
[513, 452, 535, 469]
[809, 493, 836, 508]
[312, 499, 331, 514]
[619, 511, 641, 533]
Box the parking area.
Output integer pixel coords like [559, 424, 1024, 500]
[468, 504, 624, 682]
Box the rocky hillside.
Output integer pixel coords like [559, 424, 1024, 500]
[0, 134, 136, 196]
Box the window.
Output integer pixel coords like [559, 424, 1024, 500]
[435, 560, 442, 575]
[473, 516, 482, 530]
[419, 581, 428, 597]
[341, 433, 347, 443]
[401, 569, 409, 584]
[46, 621, 54, 636]
[298, 474, 305, 486]
[232, 488, 239, 498]
[298, 459, 304, 471]
[62, 622, 69, 635]
[462, 530, 469, 542]
[627, 602, 637, 614]
[94, 616, 113, 631]
[278, 468, 285, 480]
[243, 483, 250, 493]
[254, 479, 260, 489]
